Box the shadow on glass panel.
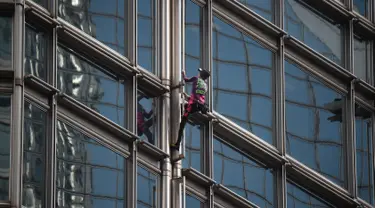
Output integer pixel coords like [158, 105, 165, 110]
[354, 36, 372, 85]
[137, 0, 155, 73]
[182, 122, 202, 172]
[236, 0, 274, 22]
[184, 0, 203, 93]
[186, 194, 204, 208]
[57, 45, 126, 127]
[287, 181, 333, 208]
[58, 0, 127, 56]
[0, 96, 10, 201]
[285, 60, 345, 187]
[137, 166, 157, 208]
[213, 137, 274, 207]
[25, 25, 47, 81]
[137, 91, 157, 145]
[355, 104, 373, 205]
[23, 102, 46, 208]
[212, 16, 274, 145]
[56, 120, 126, 208]
[0, 17, 12, 70]
[284, 0, 343, 66]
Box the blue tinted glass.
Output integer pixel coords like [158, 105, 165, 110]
[353, 0, 368, 17]
[236, 0, 273, 22]
[354, 38, 372, 84]
[25, 26, 47, 81]
[137, 0, 155, 73]
[182, 123, 202, 171]
[184, 0, 203, 93]
[0, 17, 12, 69]
[287, 182, 333, 208]
[56, 120, 126, 208]
[285, 60, 345, 187]
[355, 105, 374, 204]
[284, 0, 342, 66]
[137, 92, 157, 145]
[137, 166, 157, 208]
[214, 138, 274, 207]
[186, 195, 202, 207]
[213, 16, 274, 145]
[58, 0, 127, 56]
[57, 46, 126, 127]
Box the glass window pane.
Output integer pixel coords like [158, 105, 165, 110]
[31, 0, 47, 8]
[287, 182, 334, 208]
[236, 0, 274, 22]
[58, 0, 128, 56]
[57, 45, 126, 127]
[186, 194, 203, 208]
[0, 17, 12, 70]
[22, 102, 46, 208]
[285, 60, 345, 187]
[137, 0, 155, 74]
[214, 138, 274, 207]
[137, 91, 157, 145]
[182, 123, 202, 172]
[284, 0, 343, 66]
[137, 166, 157, 208]
[354, 37, 372, 84]
[0, 96, 10, 200]
[355, 105, 374, 204]
[353, 0, 369, 17]
[25, 26, 47, 81]
[56, 120, 126, 208]
[212, 16, 274, 145]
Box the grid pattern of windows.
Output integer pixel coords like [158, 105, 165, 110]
[56, 120, 126, 208]
[285, 60, 345, 187]
[212, 16, 274, 145]
[214, 138, 274, 208]
[57, 45, 126, 127]
[22, 102, 46, 208]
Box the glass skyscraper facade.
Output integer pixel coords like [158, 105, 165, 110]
[0, 0, 375, 207]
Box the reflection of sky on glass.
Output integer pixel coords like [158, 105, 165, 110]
[213, 16, 274, 145]
[186, 195, 202, 207]
[137, 166, 157, 207]
[355, 106, 373, 204]
[183, 123, 201, 171]
[353, 0, 367, 16]
[285, 0, 342, 65]
[236, 0, 274, 22]
[285, 60, 344, 187]
[214, 138, 274, 207]
[137, 0, 154, 73]
[56, 120, 126, 207]
[287, 182, 331, 208]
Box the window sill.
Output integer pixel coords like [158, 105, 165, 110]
[214, 184, 259, 208]
[355, 79, 375, 100]
[286, 155, 359, 208]
[213, 112, 285, 169]
[0, 201, 10, 208]
[57, 93, 137, 143]
[137, 70, 168, 98]
[353, 16, 375, 40]
[0, 70, 13, 93]
[182, 168, 215, 187]
[137, 140, 169, 161]
[25, 0, 56, 29]
[24, 74, 59, 96]
[301, 0, 352, 23]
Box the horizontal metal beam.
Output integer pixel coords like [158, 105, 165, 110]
[214, 184, 259, 208]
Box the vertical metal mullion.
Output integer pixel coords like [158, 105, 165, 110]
[10, 0, 25, 206]
[128, 141, 138, 208]
[206, 0, 213, 180]
[348, 79, 357, 197]
[371, 110, 375, 205]
[130, 0, 137, 66]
